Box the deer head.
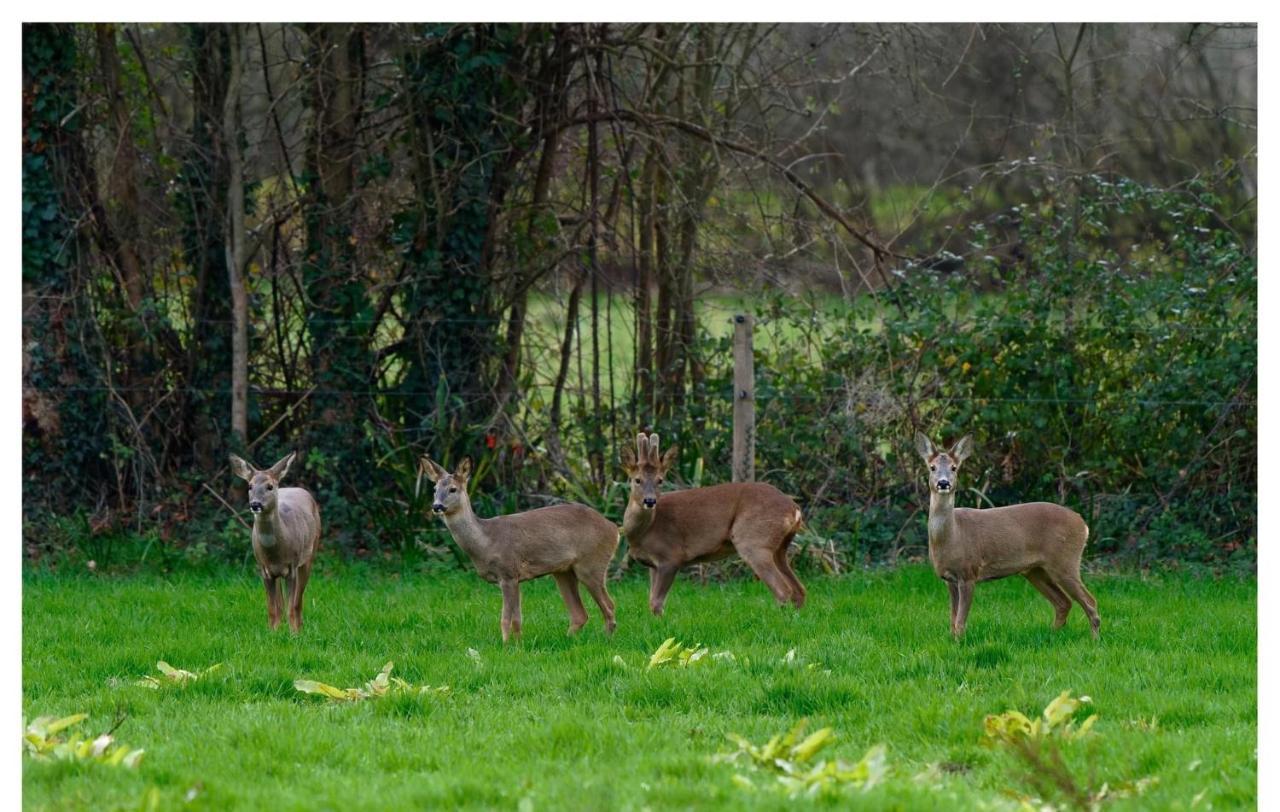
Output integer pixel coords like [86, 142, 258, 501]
[621, 432, 678, 510]
[229, 451, 296, 515]
[914, 433, 972, 495]
[423, 456, 472, 517]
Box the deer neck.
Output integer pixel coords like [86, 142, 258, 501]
[440, 492, 491, 559]
[927, 491, 958, 548]
[253, 506, 282, 548]
[622, 499, 657, 544]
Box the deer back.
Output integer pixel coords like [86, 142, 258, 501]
[944, 502, 1087, 578]
[635, 481, 801, 565]
[476, 503, 618, 580]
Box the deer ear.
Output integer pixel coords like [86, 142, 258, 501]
[228, 454, 254, 481]
[621, 445, 638, 472]
[914, 432, 935, 462]
[421, 457, 446, 482]
[659, 444, 679, 472]
[456, 456, 473, 479]
[647, 433, 661, 464]
[268, 451, 295, 480]
[951, 434, 973, 463]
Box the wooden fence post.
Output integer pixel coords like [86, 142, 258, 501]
[732, 314, 755, 482]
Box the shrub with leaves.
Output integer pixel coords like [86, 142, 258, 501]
[984, 690, 1097, 745]
[715, 719, 887, 797]
[646, 638, 736, 670]
[984, 691, 1155, 810]
[294, 661, 450, 702]
[23, 713, 144, 767]
[135, 660, 222, 688]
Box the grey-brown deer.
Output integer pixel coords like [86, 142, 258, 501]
[914, 433, 1100, 639]
[620, 432, 806, 615]
[422, 457, 619, 643]
[229, 451, 321, 632]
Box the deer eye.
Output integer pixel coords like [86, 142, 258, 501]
[266, 484, 274, 491]
[634, 478, 641, 484]
[929, 465, 936, 472]
[657, 478, 664, 484]
[449, 486, 458, 493]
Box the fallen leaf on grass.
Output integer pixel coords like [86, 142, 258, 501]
[294, 661, 450, 702]
[136, 660, 222, 688]
[647, 638, 734, 670]
[23, 714, 144, 767]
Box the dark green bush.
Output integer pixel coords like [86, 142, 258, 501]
[668, 174, 1254, 571]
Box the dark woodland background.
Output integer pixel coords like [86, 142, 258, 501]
[21, 23, 1256, 572]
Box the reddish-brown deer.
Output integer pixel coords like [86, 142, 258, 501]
[914, 433, 1100, 639]
[620, 432, 806, 615]
[423, 457, 619, 643]
[229, 451, 321, 632]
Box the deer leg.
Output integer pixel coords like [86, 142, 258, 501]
[953, 580, 975, 638]
[283, 569, 300, 633]
[947, 580, 960, 635]
[1024, 568, 1072, 629]
[499, 579, 522, 643]
[1051, 572, 1101, 639]
[553, 571, 589, 635]
[773, 537, 806, 608]
[286, 562, 311, 633]
[579, 567, 617, 634]
[262, 574, 282, 630]
[738, 545, 798, 607]
[648, 565, 678, 616]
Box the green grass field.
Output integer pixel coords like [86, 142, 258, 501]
[23, 566, 1255, 810]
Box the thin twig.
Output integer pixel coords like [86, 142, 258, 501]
[202, 482, 252, 531]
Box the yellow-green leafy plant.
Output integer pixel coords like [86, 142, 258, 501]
[23, 713, 144, 767]
[646, 638, 735, 670]
[136, 661, 222, 688]
[294, 661, 450, 702]
[715, 719, 887, 797]
[984, 691, 1154, 810]
[984, 690, 1097, 745]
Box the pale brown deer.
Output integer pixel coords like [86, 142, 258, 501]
[914, 433, 1100, 639]
[620, 432, 806, 615]
[422, 457, 619, 643]
[229, 451, 321, 632]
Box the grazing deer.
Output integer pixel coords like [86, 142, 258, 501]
[914, 433, 1100, 639]
[620, 432, 806, 615]
[422, 457, 619, 643]
[229, 451, 321, 632]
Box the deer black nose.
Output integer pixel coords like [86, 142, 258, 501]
[432, 503, 445, 514]
[249, 501, 263, 512]
[643, 497, 657, 509]
[936, 479, 951, 491]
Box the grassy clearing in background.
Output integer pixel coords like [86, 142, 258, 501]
[23, 566, 1254, 810]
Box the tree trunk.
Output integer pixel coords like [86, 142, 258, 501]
[635, 147, 657, 425]
[180, 23, 232, 468]
[304, 23, 367, 447]
[547, 267, 588, 469]
[222, 23, 248, 445]
[94, 24, 146, 314]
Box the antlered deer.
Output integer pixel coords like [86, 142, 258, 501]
[422, 457, 618, 643]
[914, 433, 1100, 639]
[620, 432, 805, 615]
[229, 451, 321, 632]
